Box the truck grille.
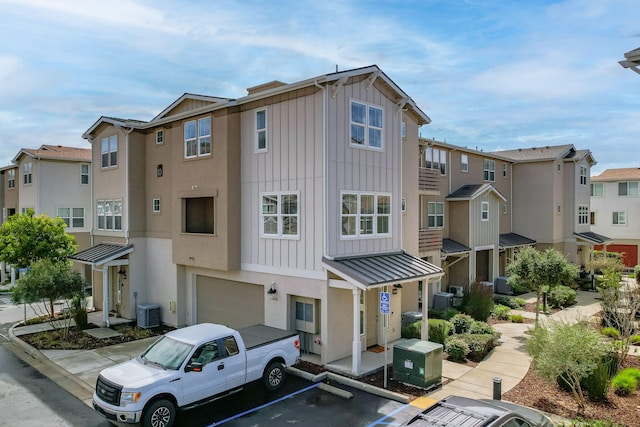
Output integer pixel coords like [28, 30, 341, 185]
[96, 375, 122, 406]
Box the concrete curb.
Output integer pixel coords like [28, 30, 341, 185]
[8, 323, 95, 396]
[287, 366, 411, 403]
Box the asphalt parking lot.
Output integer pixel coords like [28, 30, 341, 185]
[174, 375, 418, 427]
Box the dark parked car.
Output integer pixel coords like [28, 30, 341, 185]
[402, 395, 553, 427]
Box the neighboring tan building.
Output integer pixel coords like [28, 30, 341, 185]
[0, 164, 19, 283]
[496, 144, 606, 268]
[77, 66, 443, 374]
[590, 168, 640, 268]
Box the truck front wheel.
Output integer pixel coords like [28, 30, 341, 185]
[142, 398, 176, 427]
[263, 361, 286, 391]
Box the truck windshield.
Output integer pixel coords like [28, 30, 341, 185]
[141, 336, 193, 370]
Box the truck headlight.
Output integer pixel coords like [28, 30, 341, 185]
[120, 391, 141, 406]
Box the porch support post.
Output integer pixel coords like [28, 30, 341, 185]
[351, 288, 361, 375]
[103, 268, 110, 327]
[421, 280, 429, 341]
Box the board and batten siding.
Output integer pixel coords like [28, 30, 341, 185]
[468, 193, 501, 249]
[240, 90, 325, 272]
[326, 78, 403, 257]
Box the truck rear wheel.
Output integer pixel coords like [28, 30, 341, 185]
[142, 398, 176, 427]
[263, 361, 286, 391]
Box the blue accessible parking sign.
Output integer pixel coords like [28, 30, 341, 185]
[380, 291, 390, 314]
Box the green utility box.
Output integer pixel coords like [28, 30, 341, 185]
[393, 339, 443, 390]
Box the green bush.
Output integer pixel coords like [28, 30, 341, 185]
[581, 353, 618, 401]
[458, 333, 498, 361]
[600, 327, 621, 339]
[428, 319, 451, 344]
[634, 265, 640, 283]
[401, 321, 421, 339]
[492, 304, 510, 320]
[618, 367, 640, 381]
[469, 320, 498, 337]
[449, 313, 474, 334]
[548, 285, 577, 308]
[493, 295, 525, 309]
[442, 308, 459, 320]
[630, 335, 640, 345]
[462, 282, 494, 321]
[611, 372, 637, 396]
[509, 314, 525, 323]
[444, 336, 469, 362]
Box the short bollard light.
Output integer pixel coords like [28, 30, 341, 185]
[493, 377, 502, 400]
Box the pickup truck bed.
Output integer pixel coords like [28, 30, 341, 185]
[238, 324, 298, 349]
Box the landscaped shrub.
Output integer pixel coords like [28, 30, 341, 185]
[444, 336, 469, 362]
[630, 335, 640, 345]
[458, 333, 497, 361]
[493, 295, 525, 309]
[401, 320, 421, 339]
[449, 313, 474, 334]
[492, 304, 510, 320]
[513, 297, 526, 308]
[443, 308, 459, 320]
[581, 352, 618, 401]
[469, 320, 498, 337]
[618, 367, 640, 381]
[428, 319, 451, 344]
[463, 282, 494, 321]
[634, 265, 640, 283]
[548, 285, 577, 308]
[612, 372, 637, 396]
[600, 327, 621, 339]
[509, 314, 525, 323]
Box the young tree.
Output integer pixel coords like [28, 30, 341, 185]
[527, 319, 612, 416]
[0, 209, 77, 269]
[506, 247, 579, 325]
[11, 259, 85, 335]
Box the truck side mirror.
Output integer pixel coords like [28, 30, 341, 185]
[186, 362, 203, 373]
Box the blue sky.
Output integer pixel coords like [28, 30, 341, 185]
[0, 0, 638, 174]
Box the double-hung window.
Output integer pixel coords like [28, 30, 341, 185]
[461, 154, 468, 172]
[23, 162, 32, 184]
[256, 110, 267, 152]
[350, 101, 383, 149]
[184, 117, 211, 158]
[618, 181, 638, 197]
[341, 192, 391, 237]
[7, 169, 15, 189]
[590, 182, 604, 197]
[261, 192, 299, 238]
[427, 202, 444, 228]
[156, 129, 164, 145]
[613, 211, 626, 225]
[81, 164, 89, 185]
[152, 198, 161, 213]
[421, 147, 447, 175]
[580, 166, 588, 185]
[101, 135, 118, 168]
[483, 159, 495, 182]
[578, 205, 589, 225]
[481, 201, 489, 221]
[58, 207, 85, 228]
[97, 199, 122, 231]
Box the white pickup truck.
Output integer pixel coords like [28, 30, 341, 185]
[93, 323, 300, 427]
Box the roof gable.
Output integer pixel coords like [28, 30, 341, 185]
[494, 144, 574, 162]
[12, 145, 91, 164]
[446, 183, 507, 202]
[592, 168, 640, 181]
[152, 93, 233, 121]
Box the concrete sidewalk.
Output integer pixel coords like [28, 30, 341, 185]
[4, 286, 609, 419]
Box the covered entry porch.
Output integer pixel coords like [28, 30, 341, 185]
[322, 251, 443, 377]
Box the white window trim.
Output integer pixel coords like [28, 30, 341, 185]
[401, 196, 407, 213]
[578, 205, 589, 225]
[255, 109, 268, 153]
[427, 201, 444, 229]
[618, 181, 639, 197]
[57, 207, 85, 228]
[580, 166, 588, 185]
[461, 154, 468, 173]
[591, 182, 604, 197]
[260, 191, 300, 239]
[421, 146, 447, 175]
[152, 198, 161, 214]
[481, 201, 489, 221]
[7, 169, 15, 189]
[483, 159, 495, 182]
[80, 164, 89, 185]
[340, 191, 392, 239]
[613, 211, 627, 226]
[97, 199, 123, 231]
[156, 129, 164, 145]
[23, 162, 33, 185]
[184, 117, 212, 159]
[502, 163, 507, 178]
[349, 99, 384, 150]
[101, 135, 118, 168]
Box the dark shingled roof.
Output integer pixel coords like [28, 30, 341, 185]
[574, 232, 612, 245]
[322, 251, 442, 289]
[499, 233, 536, 249]
[441, 239, 471, 254]
[69, 243, 134, 265]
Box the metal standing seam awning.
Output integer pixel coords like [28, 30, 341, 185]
[440, 238, 471, 269]
[69, 243, 134, 327]
[499, 233, 536, 250]
[574, 232, 612, 245]
[322, 251, 443, 290]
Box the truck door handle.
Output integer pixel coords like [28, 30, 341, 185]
[218, 363, 224, 371]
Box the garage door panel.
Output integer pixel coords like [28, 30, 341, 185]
[196, 276, 264, 328]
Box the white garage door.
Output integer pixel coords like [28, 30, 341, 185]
[196, 275, 264, 328]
